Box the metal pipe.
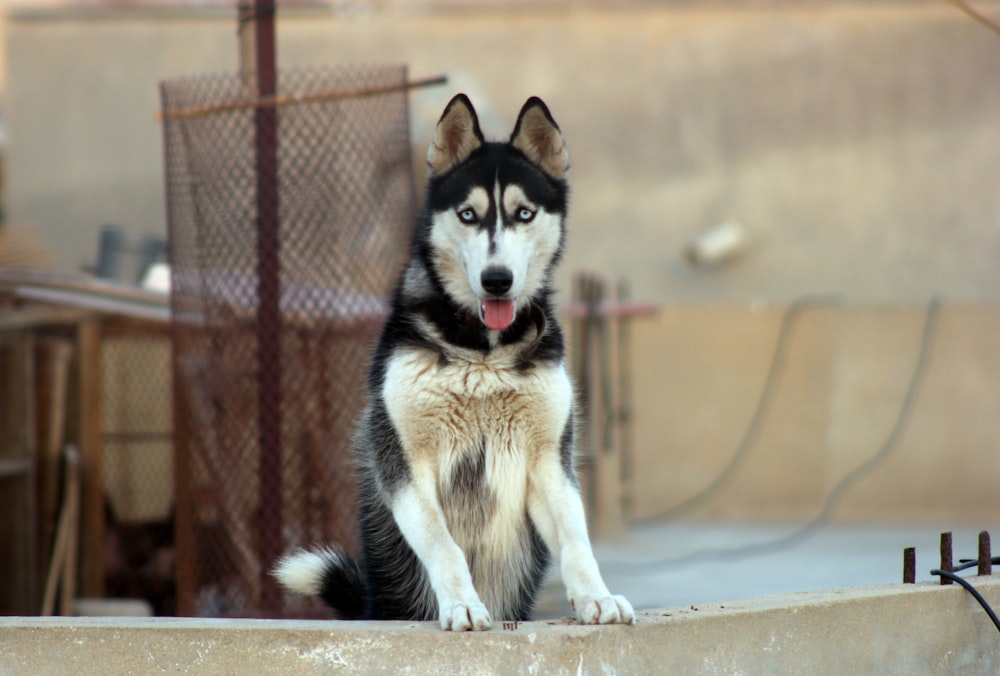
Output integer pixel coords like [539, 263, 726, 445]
[252, 0, 284, 615]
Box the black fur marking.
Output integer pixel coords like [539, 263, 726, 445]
[485, 195, 499, 249]
[515, 302, 561, 371]
[442, 436, 496, 537]
[359, 402, 411, 494]
[427, 144, 567, 218]
[528, 306, 566, 365]
[357, 472, 437, 620]
[317, 549, 367, 620]
[451, 435, 488, 495]
[559, 414, 577, 486]
[499, 153, 568, 213]
[513, 520, 552, 621]
[382, 264, 565, 362]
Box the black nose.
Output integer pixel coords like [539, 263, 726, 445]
[480, 266, 513, 296]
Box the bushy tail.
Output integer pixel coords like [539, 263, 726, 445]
[272, 546, 367, 619]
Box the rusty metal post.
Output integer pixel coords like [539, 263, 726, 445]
[979, 531, 992, 577]
[940, 532, 953, 585]
[903, 547, 915, 584]
[252, 0, 284, 615]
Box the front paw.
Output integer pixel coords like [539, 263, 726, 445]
[439, 598, 492, 631]
[571, 594, 636, 626]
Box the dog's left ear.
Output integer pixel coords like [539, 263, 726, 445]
[510, 97, 569, 179]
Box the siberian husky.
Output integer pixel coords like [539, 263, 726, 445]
[274, 94, 634, 631]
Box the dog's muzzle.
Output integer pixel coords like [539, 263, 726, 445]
[479, 266, 515, 331]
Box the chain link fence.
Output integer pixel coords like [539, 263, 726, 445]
[161, 65, 415, 617]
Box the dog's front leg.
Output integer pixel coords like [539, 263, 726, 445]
[528, 458, 635, 626]
[391, 465, 492, 631]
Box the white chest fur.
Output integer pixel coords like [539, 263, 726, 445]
[382, 345, 572, 482]
[381, 346, 573, 614]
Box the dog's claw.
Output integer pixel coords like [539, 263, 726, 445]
[440, 599, 492, 631]
[573, 595, 635, 626]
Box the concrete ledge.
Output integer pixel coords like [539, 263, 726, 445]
[2, 578, 998, 674]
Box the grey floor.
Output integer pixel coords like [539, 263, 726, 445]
[535, 522, 996, 618]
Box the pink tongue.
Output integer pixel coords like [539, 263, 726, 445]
[482, 299, 516, 331]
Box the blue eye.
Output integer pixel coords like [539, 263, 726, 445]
[515, 207, 536, 223]
[457, 208, 477, 224]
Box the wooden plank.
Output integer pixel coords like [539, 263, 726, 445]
[76, 318, 104, 598]
[60, 447, 80, 615]
[0, 306, 93, 332]
[0, 331, 38, 614]
[34, 338, 74, 586]
[42, 448, 81, 616]
[0, 457, 31, 477]
[0, 269, 168, 305]
[15, 287, 169, 323]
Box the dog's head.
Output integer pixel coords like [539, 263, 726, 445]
[420, 94, 569, 332]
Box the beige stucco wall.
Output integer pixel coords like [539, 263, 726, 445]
[629, 301, 1000, 524]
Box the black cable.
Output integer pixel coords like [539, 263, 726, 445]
[609, 297, 940, 573]
[929, 568, 1000, 634]
[634, 294, 841, 523]
[957, 557, 1000, 572]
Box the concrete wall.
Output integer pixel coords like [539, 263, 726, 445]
[2, 577, 998, 673]
[5, 2, 1000, 302]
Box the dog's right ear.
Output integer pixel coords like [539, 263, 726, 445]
[427, 94, 485, 176]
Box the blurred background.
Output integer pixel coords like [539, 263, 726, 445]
[0, 0, 997, 620]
